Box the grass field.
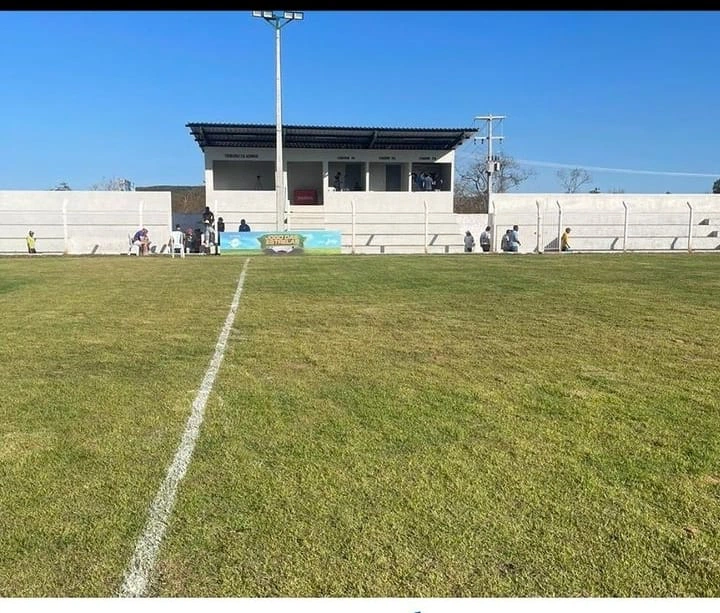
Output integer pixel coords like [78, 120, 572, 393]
[1, 253, 719, 597]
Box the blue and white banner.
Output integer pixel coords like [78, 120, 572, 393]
[219, 230, 342, 255]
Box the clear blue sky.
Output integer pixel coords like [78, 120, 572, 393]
[2, 10, 719, 194]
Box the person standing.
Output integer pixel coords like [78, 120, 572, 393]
[215, 217, 225, 256]
[238, 219, 251, 232]
[201, 206, 215, 254]
[479, 226, 491, 253]
[500, 229, 512, 252]
[509, 224, 521, 252]
[463, 230, 475, 253]
[561, 227, 571, 252]
[26, 230, 37, 254]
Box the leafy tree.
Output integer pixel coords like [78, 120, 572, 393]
[557, 168, 592, 193]
[454, 153, 535, 213]
[52, 181, 72, 191]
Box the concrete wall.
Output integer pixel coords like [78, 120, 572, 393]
[490, 193, 720, 253]
[209, 190, 487, 254]
[4, 184, 717, 257]
[0, 191, 172, 255]
[207, 190, 720, 255]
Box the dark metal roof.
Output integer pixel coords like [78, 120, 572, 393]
[186, 122, 478, 152]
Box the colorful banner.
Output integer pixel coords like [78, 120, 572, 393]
[219, 230, 342, 255]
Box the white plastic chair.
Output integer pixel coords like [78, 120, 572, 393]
[128, 233, 140, 256]
[169, 230, 186, 258]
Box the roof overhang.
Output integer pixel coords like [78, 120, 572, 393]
[186, 123, 478, 152]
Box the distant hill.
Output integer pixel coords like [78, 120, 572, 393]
[135, 185, 205, 213]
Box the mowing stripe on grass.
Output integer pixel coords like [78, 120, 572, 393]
[118, 258, 250, 598]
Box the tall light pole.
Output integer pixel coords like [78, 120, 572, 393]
[475, 115, 505, 251]
[252, 10, 304, 232]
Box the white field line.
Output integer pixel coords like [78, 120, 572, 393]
[118, 257, 250, 597]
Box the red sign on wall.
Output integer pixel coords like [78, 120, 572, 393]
[293, 189, 318, 205]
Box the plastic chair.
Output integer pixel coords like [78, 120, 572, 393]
[128, 234, 140, 256]
[169, 230, 186, 258]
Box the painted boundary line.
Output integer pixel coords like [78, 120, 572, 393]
[118, 257, 250, 597]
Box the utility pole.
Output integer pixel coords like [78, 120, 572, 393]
[474, 115, 505, 251]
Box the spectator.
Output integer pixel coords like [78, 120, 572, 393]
[238, 219, 251, 232]
[184, 227, 195, 252]
[169, 224, 185, 258]
[26, 230, 37, 254]
[202, 206, 215, 254]
[561, 227, 571, 252]
[217, 217, 225, 234]
[500, 229, 512, 252]
[422, 172, 434, 191]
[463, 230, 475, 253]
[509, 224, 521, 252]
[333, 172, 342, 191]
[132, 227, 150, 256]
[202, 205, 215, 227]
[479, 225, 491, 253]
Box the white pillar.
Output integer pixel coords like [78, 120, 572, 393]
[622, 201, 629, 252]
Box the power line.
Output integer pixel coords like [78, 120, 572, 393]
[516, 159, 719, 178]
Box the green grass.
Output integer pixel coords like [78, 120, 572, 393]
[1, 253, 719, 597]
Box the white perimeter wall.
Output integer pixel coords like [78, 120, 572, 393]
[491, 193, 720, 253]
[210, 190, 720, 255]
[0, 191, 172, 255]
[3, 188, 719, 256]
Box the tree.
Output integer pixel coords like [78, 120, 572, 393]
[91, 176, 134, 191]
[713, 179, 720, 194]
[454, 153, 535, 213]
[557, 168, 592, 193]
[52, 181, 72, 191]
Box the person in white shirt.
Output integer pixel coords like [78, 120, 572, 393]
[169, 224, 186, 258]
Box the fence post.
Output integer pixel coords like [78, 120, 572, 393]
[62, 198, 69, 255]
[423, 199, 429, 254]
[556, 200, 562, 252]
[488, 196, 496, 252]
[536, 200, 543, 254]
[687, 201, 693, 253]
[350, 199, 356, 255]
[622, 200, 629, 252]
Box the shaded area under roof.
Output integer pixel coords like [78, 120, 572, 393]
[186, 123, 478, 152]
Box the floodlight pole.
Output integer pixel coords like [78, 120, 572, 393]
[475, 114, 505, 251]
[253, 10, 304, 232]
